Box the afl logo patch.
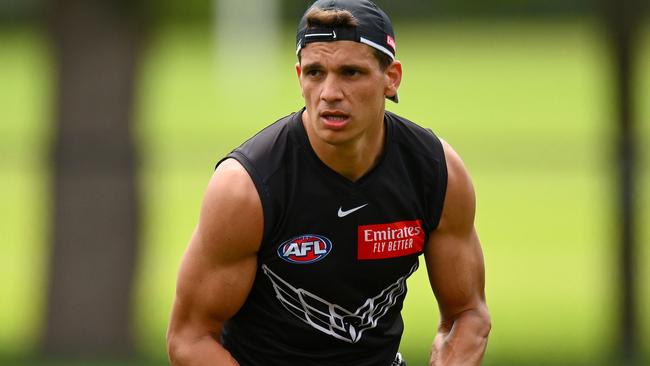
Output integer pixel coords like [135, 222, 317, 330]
[277, 235, 332, 264]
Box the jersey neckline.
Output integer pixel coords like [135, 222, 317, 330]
[290, 107, 394, 188]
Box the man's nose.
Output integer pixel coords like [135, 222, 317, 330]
[320, 75, 344, 102]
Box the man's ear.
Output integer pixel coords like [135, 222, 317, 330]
[384, 60, 402, 100]
[295, 62, 304, 97]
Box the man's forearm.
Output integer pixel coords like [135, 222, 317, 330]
[429, 308, 491, 366]
[168, 333, 239, 366]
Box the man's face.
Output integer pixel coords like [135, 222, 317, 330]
[296, 41, 401, 147]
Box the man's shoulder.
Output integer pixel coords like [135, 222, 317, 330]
[243, 110, 299, 147]
[220, 109, 301, 183]
[234, 110, 300, 158]
[385, 110, 444, 157]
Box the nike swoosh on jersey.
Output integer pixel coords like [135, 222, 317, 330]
[337, 204, 368, 218]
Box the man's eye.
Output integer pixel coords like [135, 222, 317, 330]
[306, 70, 322, 77]
[343, 69, 360, 77]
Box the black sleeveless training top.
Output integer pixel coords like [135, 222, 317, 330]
[217, 108, 447, 366]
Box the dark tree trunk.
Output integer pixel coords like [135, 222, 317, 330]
[602, 0, 642, 363]
[42, 0, 143, 357]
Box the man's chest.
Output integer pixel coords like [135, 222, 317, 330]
[259, 175, 428, 303]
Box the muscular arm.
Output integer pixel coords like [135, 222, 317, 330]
[167, 159, 263, 366]
[426, 141, 491, 366]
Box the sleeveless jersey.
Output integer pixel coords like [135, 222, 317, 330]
[217, 108, 447, 366]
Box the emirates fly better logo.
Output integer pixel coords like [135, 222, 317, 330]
[357, 220, 425, 260]
[277, 234, 332, 264]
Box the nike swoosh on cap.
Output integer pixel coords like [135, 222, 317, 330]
[337, 204, 368, 218]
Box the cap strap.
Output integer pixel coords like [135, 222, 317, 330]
[297, 26, 359, 53]
[359, 36, 395, 60]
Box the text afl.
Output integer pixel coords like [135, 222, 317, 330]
[277, 234, 333, 264]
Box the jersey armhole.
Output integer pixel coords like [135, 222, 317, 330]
[429, 131, 448, 231]
[216, 152, 273, 244]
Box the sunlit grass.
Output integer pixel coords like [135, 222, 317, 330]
[0, 28, 51, 356]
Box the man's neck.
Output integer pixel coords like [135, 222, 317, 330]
[302, 112, 386, 182]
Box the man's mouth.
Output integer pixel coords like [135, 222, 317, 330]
[320, 111, 350, 129]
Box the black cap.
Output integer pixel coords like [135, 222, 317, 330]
[296, 0, 398, 102]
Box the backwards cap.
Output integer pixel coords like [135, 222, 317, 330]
[295, 0, 398, 102]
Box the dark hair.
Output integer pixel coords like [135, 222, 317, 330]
[306, 7, 359, 28]
[298, 7, 393, 71]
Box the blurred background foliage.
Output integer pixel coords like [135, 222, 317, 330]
[0, 0, 605, 24]
[0, 0, 649, 365]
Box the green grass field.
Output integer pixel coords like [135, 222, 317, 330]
[1, 18, 649, 365]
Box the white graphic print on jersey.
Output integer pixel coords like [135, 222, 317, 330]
[261, 262, 418, 343]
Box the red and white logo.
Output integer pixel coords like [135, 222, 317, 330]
[357, 220, 424, 260]
[386, 35, 396, 51]
[278, 235, 332, 264]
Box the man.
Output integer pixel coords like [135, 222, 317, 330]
[166, 0, 490, 365]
